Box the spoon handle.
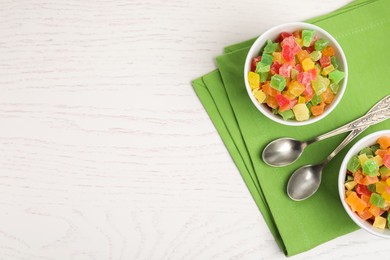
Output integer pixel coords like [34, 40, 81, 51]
[313, 95, 390, 143]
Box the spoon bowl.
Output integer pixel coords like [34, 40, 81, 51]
[262, 138, 307, 167]
[287, 164, 324, 201]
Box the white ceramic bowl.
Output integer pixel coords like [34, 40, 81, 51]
[338, 130, 390, 238]
[244, 22, 348, 126]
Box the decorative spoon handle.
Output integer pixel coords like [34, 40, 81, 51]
[322, 95, 390, 163]
[312, 95, 390, 143]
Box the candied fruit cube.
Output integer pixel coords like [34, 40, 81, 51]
[373, 216, 387, 229]
[292, 103, 310, 121]
[252, 89, 266, 103]
[248, 72, 260, 90]
[378, 136, 390, 150]
[270, 74, 287, 91]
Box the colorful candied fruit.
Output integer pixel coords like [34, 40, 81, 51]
[248, 29, 345, 121]
[344, 136, 390, 230]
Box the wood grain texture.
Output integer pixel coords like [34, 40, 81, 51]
[1, 0, 389, 259]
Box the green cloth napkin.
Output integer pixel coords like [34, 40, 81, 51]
[192, 0, 390, 256]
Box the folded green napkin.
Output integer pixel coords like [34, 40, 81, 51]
[192, 0, 390, 256]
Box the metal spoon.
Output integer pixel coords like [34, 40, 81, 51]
[262, 95, 390, 167]
[287, 102, 390, 201]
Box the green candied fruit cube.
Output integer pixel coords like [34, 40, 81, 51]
[302, 29, 316, 47]
[270, 74, 286, 91]
[256, 63, 270, 73]
[370, 144, 380, 153]
[329, 70, 345, 84]
[370, 193, 385, 209]
[312, 76, 330, 95]
[388, 215, 390, 229]
[363, 159, 379, 176]
[306, 103, 313, 116]
[260, 53, 273, 66]
[314, 38, 329, 51]
[278, 109, 295, 120]
[263, 39, 279, 54]
[367, 183, 376, 192]
[330, 56, 339, 69]
[359, 147, 374, 157]
[259, 72, 269, 82]
[329, 83, 339, 94]
[310, 50, 322, 61]
[310, 94, 322, 106]
[347, 155, 361, 173]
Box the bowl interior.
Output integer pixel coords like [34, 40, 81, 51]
[339, 130, 390, 238]
[244, 22, 348, 126]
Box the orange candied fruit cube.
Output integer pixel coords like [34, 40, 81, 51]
[378, 136, 390, 150]
[297, 50, 310, 63]
[310, 102, 325, 117]
[262, 81, 280, 97]
[320, 88, 335, 104]
[368, 204, 382, 217]
[345, 192, 367, 214]
[266, 96, 278, 109]
[361, 194, 371, 204]
[376, 149, 389, 158]
[322, 46, 335, 57]
[354, 170, 365, 184]
[358, 209, 373, 221]
[361, 175, 379, 185]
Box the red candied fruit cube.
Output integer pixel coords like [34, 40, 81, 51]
[356, 184, 372, 197]
[297, 72, 311, 86]
[275, 32, 293, 43]
[304, 46, 315, 53]
[295, 64, 303, 73]
[279, 64, 292, 78]
[319, 56, 331, 68]
[251, 56, 262, 72]
[270, 61, 282, 75]
[278, 97, 298, 112]
[275, 94, 290, 107]
[282, 45, 295, 62]
[308, 68, 317, 80]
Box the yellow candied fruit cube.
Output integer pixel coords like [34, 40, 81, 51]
[382, 191, 390, 202]
[321, 64, 335, 76]
[372, 155, 383, 167]
[376, 181, 387, 194]
[345, 181, 357, 191]
[301, 58, 315, 71]
[248, 71, 260, 90]
[295, 38, 303, 47]
[386, 178, 390, 186]
[358, 154, 369, 167]
[373, 216, 387, 229]
[272, 52, 284, 64]
[292, 103, 310, 121]
[287, 81, 305, 97]
[252, 89, 266, 103]
[298, 96, 306, 104]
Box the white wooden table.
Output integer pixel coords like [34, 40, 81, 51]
[1, 0, 389, 259]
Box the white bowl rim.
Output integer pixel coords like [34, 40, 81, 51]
[338, 130, 390, 238]
[244, 21, 348, 126]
